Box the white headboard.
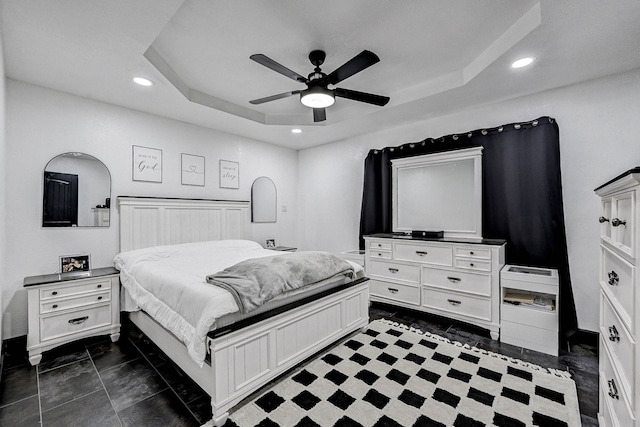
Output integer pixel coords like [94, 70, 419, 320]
[117, 197, 250, 251]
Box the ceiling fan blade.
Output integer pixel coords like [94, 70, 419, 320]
[313, 108, 326, 122]
[335, 88, 390, 106]
[326, 50, 380, 85]
[249, 90, 301, 105]
[250, 54, 307, 83]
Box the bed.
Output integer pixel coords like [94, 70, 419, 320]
[115, 196, 370, 426]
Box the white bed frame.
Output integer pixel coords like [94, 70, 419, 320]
[117, 197, 370, 426]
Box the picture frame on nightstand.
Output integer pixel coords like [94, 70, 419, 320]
[60, 253, 91, 274]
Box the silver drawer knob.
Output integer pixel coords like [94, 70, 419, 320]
[608, 271, 619, 286]
[612, 218, 627, 227]
[608, 325, 620, 342]
[608, 379, 619, 400]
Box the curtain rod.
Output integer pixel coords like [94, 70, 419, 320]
[373, 116, 555, 154]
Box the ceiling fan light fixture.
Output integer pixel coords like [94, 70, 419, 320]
[300, 87, 335, 108]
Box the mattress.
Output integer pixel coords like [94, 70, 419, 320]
[114, 240, 363, 366]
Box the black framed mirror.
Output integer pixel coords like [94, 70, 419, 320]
[43, 152, 111, 227]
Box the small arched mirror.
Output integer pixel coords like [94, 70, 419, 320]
[251, 177, 277, 223]
[43, 152, 111, 227]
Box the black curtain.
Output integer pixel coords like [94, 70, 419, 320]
[359, 117, 578, 339]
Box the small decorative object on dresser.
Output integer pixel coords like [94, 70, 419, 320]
[24, 267, 121, 365]
[595, 167, 640, 427]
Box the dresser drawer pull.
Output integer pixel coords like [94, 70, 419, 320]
[97, 296, 103, 301]
[415, 251, 428, 256]
[608, 271, 619, 286]
[612, 218, 627, 227]
[377, 253, 383, 257]
[608, 378, 620, 400]
[388, 268, 399, 273]
[52, 291, 58, 296]
[599, 216, 610, 223]
[68, 316, 89, 325]
[447, 299, 462, 306]
[387, 288, 399, 294]
[97, 284, 103, 288]
[52, 304, 58, 309]
[469, 251, 474, 255]
[377, 243, 383, 247]
[447, 277, 462, 283]
[608, 325, 620, 342]
[469, 263, 475, 267]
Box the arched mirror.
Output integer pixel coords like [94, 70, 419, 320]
[43, 152, 111, 227]
[251, 177, 277, 223]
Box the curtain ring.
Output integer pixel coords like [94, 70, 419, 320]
[481, 130, 488, 135]
[498, 126, 503, 132]
[409, 144, 415, 148]
[467, 132, 473, 138]
[421, 141, 426, 146]
[514, 124, 521, 130]
[389, 148, 395, 152]
[532, 120, 538, 126]
[373, 150, 379, 154]
[452, 135, 458, 140]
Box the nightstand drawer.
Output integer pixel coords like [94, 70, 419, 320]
[40, 290, 111, 314]
[40, 279, 111, 300]
[369, 241, 392, 251]
[40, 305, 112, 342]
[370, 250, 392, 260]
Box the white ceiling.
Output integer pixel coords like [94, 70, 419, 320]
[3, 0, 640, 150]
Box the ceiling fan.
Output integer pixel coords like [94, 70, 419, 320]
[249, 50, 390, 122]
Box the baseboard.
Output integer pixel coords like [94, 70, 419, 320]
[568, 328, 599, 348]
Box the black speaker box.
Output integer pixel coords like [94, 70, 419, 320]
[411, 230, 444, 238]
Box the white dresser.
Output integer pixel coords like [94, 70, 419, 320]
[24, 267, 121, 365]
[364, 234, 505, 339]
[595, 167, 640, 426]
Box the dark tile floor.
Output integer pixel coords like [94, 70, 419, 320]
[0, 303, 598, 426]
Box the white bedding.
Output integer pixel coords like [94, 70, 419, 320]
[114, 240, 363, 366]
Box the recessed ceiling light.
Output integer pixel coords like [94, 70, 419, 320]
[291, 129, 302, 134]
[133, 77, 153, 86]
[511, 57, 534, 69]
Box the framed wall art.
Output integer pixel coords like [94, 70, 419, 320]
[181, 153, 205, 186]
[219, 160, 239, 189]
[132, 145, 162, 183]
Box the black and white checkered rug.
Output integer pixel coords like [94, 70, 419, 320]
[221, 319, 580, 427]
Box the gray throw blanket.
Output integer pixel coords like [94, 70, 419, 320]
[206, 251, 355, 314]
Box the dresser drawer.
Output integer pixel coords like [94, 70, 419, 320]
[454, 258, 491, 272]
[40, 304, 112, 342]
[601, 292, 636, 408]
[395, 243, 452, 266]
[600, 339, 634, 423]
[41, 290, 111, 314]
[369, 260, 420, 283]
[422, 288, 491, 321]
[370, 280, 420, 306]
[40, 279, 111, 300]
[501, 303, 558, 331]
[454, 246, 491, 260]
[368, 240, 392, 251]
[369, 250, 392, 260]
[422, 268, 491, 296]
[601, 246, 635, 332]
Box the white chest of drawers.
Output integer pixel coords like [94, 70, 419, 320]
[24, 267, 121, 365]
[364, 235, 505, 339]
[595, 168, 640, 426]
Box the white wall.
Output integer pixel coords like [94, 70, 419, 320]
[298, 68, 640, 332]
[2, 80, 298, 338]
[0, 11, 7, 344]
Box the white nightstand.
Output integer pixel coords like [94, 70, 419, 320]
[271, 246, 297, 252]
[24, 267, 121, 365]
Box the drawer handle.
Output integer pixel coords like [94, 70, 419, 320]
[469, 251, 474, 255]
[415, 251, 428, 256]
[447, 299, 462, 306]
[387, 288, 399, 294]
[97, 284, 102, 288]
[599, 216, 610, 223]
[52, 304, 58, 309]
[52, 291, 58, 296]
[608, 325, 620, 342]
[447, 277, 462, 283]
[378, 253, 383, 257]
[388, 268, 399, 273]
[612, 218, 627, 227]
[608, 378, 620, 400]
[377, 243, 383, 247]
[68, 316, 89, 325]
[469, 263, 475, 267]
[97, 296, 103, 301]
[608, 271, 619, 286]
